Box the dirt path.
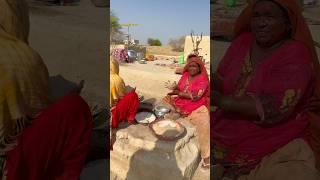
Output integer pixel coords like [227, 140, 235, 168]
[29, 0, 107, 108]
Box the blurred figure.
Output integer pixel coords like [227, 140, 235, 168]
[0, 1, 92, 179]
[212, 0, 320, 179]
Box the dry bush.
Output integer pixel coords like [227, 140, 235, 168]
[168, 36, 185, 52]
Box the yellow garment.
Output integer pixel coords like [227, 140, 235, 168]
[110, 58, 125, 107]
[0, 0, 50, 155]
[110, 56, 119, 75]
[0, 0, 30, 43]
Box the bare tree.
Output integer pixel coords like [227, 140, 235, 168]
[190, 31, 203, 56]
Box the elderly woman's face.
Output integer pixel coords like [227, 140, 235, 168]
[188, 61, 200, 76]
[251, 1, 290, 48]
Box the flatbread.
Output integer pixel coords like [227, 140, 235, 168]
[152, 120, 182, 137]
[135, 112, 156, 124]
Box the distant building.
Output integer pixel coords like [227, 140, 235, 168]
[124, 39, 139, 45]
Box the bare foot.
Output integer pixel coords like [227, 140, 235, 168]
[201, 157, 210, 171]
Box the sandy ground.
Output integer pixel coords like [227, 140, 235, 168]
[120, 59, 210, 104]
[28, 0, 107, 108]
[146, 46, 182, 56]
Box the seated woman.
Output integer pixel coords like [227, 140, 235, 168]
[110, 57, 139, 149]
[0, 1, 92, 179]
[212, 0, 320, 179]
[165, 55, 210, 170]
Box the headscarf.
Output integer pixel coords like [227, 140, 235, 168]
[233, 0, 320, 169]
[183, 55, 210, 108]
[0, 0, 30, 44]
[110, 57, 126, 107]
[234, 0, 319, 67]
[110, 57, 120, 75]
[0, 0, 51, 174]
[183, 54, 209, 79]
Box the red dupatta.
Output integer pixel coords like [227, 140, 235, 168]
[172, 56, 209, 115]
[232, 0, 320, 169]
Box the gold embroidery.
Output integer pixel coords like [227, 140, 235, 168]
[184, 78, 190, 92]
[235, 53, 254, 97]
[242, 54, 254, 74]
[280, 89, 301, 113]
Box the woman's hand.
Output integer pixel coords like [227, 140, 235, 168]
[168, 90, 192, 99]
[168, 89, 180, 96]
[165, 80, 177, 90]
[304, 96, 320, 112]
[213, 92, 260, 120]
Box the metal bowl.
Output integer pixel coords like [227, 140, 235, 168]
[139, 60, 147, 64]
[154, 111, 165, 118]
[155, 105, 170, 113]
[154, 105, 170, 117]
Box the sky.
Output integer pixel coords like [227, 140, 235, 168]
[111, 0, 210, 45]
